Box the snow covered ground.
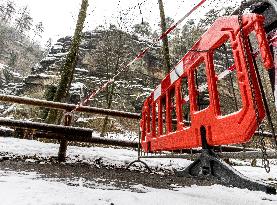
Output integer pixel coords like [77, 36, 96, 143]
[0, 170, 276, 205]
[0, 136, 277, 205]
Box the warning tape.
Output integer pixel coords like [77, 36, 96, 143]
[70, 0, 207, 113]
[269, 32, 277, 46]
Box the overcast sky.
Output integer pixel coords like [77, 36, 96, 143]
[14, 0, 240, 46]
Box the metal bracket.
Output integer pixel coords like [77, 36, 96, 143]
[126, 159, 152, 173]
[176, 149, 276, 194]
[176, 126, 276, 194]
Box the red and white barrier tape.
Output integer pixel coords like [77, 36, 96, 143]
[269, 32, 277, 47]
[70, 0, 207, 113]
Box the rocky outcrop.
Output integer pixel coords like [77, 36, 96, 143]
[0, 63, 24, 95]
[21, 30, 163, 112]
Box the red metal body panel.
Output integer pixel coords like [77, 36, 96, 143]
[140, 14, 274, 152]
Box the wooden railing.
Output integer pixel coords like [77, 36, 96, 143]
[0, 94, 140, 161]
[0, 94, 276, 161]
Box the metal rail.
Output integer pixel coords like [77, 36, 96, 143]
[139, 151, 277, 160]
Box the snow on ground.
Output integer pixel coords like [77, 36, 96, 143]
[0, 136, 277, 204]
[0, 170, 276, 205]
[94, 131, 138, 142]
[1, 136, 277, 177]
[0, 136, 191, 172]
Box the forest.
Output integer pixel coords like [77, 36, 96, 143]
[0, 0, 277, 204]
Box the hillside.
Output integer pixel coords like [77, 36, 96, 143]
[22, 29, 164, 113]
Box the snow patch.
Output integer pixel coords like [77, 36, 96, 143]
[0, 170, 276, 205]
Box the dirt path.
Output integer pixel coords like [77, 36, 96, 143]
[0, 156, 215, 191]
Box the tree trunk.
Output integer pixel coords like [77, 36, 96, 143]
[100, 32, 122, 137]
[46, 0, 89, 124]
[100, 83, 115, 137]
[158, 0, 171, 73]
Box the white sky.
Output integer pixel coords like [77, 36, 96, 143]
[14, 0, 241, 46]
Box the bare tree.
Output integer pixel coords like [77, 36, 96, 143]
[94, 27, 125, 137]
[0, 1, 15, 23]
[33, 21, 44, 39]
[14, 6, 33, 34]
[158, 0, 171, 73]
[47, 0, 89, 124]
[132, 21, 151, 37]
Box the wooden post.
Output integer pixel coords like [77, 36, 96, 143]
[58, 112, 72, 162]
